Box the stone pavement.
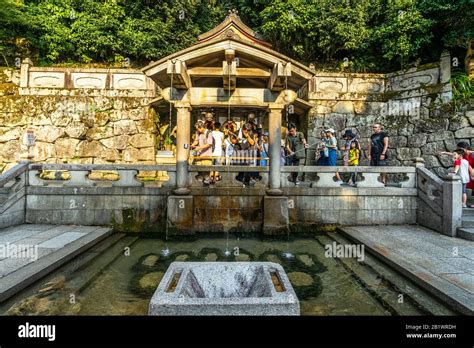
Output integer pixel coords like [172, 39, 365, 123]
[0, 224, 112, 302]
[339, 225, 474, 315]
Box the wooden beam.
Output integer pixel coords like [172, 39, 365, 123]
[167, 59, 191, 89]
[223, 60, 237, 91]
[237, 56, 270, 70]
[268, 62, 292, 91]
[225, 49, 235, 62]
[188, 67, 271, 78]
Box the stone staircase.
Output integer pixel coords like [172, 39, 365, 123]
[457, 198, 474, 240]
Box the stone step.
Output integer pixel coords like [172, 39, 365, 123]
[462, 208, 474, 216]
[456, 227, 474, 241]
[461, 215, 474, 227]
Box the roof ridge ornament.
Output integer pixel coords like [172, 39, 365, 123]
[196, 9, 271, 48]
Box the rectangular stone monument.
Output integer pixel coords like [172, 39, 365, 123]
[149, 262, 299, 316]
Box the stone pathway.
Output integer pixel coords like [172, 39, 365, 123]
[0, 224, 112, 302]
[339, 225, 474, 315]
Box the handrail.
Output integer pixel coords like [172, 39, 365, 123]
[188, 165, 415, 173]
[0, 163, 29, 187]
[417, 166, 443, 188]
[30, 163, 416, 174]
[30, 163, 177, 171]
[280, 166, 416, 173]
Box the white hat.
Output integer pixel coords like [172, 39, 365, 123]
[325, 128, 336, 134]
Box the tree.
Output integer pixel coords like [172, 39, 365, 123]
[418, 0, 474, 75]
[371, 0, 433, 69]
[259, 0, 374, 64]
[0, 0, 30, 65]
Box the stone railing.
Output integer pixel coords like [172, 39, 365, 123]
[188, 165, 269, 188]
[184, 164, 418, 189]
[309, 52, 451, 102]
[280, 166, 416, 188]
[28, 163, 177, 188]
[0, 162, 460, 234]
[19, 59, 155, 97]
[416, 163, 461, 237]
[0, 162, 28, 228]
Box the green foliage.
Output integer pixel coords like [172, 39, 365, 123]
[371, 0, 433, 68]
[418, 0, 473, 50]
[0, 0, 30, 64]
[23, 0, 230, 65]
[163, 135, 174, 145]
[2, 0, 473, 73]
[451, 72, 474, 110]
[260, 0, 372, 63]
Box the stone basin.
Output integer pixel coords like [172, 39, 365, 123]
[148, 262, 299, 316]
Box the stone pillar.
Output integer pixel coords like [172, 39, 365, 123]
[167, 195, 194, 235]
[263, 196, 289, 235]
[442, 173, 462, 237]
[267, 103, 284, 195]
[20, 58, 32, 88]
[440, 51, 453, 103]
[173, 102, 191, 195]
[439, 51, 451, 84]
[413, 157, 425, 168]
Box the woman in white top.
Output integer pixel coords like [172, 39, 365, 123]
[211, 122, 224, 182]
[212, 122, 224, 163]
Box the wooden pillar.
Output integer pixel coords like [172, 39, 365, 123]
[267, 103, 284, 195]
[173, 102, 191, 195]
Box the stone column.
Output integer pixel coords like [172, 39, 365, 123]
[267, 103, 284, 195]
[440, 51, 453, 103]
[173, 102, 191, 195]
[442, 173, 462, 237]
[413, 157, 425, 168]
[20, 58, 33, 88]
[439, 51, 451, 84]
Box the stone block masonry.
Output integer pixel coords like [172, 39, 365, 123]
[2, 53, 472, 181]
[25, 186, 169, 233]
[286, 188, 417, 227]
[0, 66, 158, 174]
[24, 185, 418, 234]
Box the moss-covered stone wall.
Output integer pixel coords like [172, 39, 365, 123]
[0, 68, 158, 173]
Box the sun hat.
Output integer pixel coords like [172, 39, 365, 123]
[325, 128, 336, 134]
[342, 129, 356, 138]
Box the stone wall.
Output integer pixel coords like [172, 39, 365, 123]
[0, 63, 158, 173]
[287, 190, 417, 227]
[1, 53, 472, 179]
[26, 186, 169, 233]
[306, 53, 474, 177]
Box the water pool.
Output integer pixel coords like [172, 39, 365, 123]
[0, 231, 456, 316]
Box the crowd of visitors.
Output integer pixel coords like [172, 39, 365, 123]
[189, 113, 391, 187]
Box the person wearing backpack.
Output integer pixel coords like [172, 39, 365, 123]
[191, 120, 213, 186]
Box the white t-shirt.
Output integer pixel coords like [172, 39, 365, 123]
[212, 130, 224, 157]
[456, 158, 471, 184]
